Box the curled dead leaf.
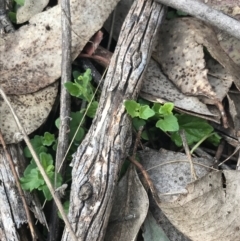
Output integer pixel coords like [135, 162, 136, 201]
[139, 149, 240, 241]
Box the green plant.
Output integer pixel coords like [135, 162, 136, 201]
[124, 100, 221, 148]
[20, 133, 62, 200]
[21, 69, 98, 202]
[124, 100, 179, 132]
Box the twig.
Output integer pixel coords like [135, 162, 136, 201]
[48, 0, 72, 239]
[128, 156, 161, 204]
[132, 126, 144, 159]
[0, 87, 78, 241]
[154, 0, 240, 40]
[180, 130, 197, 180]
[58, 67, 107, 173]
[218, 145, 240, 167]
[0, 130, 37, 240]
[144, 160, 219, 172]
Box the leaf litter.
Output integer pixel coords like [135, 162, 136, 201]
[104, 1, 240, 240]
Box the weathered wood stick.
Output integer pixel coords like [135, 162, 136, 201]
[61, 1, 166, 240]
[155, 0, 240, 40]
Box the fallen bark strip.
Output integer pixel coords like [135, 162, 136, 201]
[61, 1, 166, 240]
[155, 0, 240, 40]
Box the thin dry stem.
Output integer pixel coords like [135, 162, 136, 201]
[0, 130, 37, 240]
[0, 87, 78, 241]
[180, 130, 197, 180]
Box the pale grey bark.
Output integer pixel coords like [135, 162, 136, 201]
[0, 145, 46, 240]
[155, 0, 240, 40]
[61, 0, 166, 240]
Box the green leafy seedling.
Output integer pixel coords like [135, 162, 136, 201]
[156, 114, 179, 132]
[124, 100, 155, 120]
[171, 114, 219, 147]
[20, 152, 62, 200]
[64, 68, 94, 102]
[24, 135, 48, 158]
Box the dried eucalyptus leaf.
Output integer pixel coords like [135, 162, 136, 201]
[140, 149, 240, 241]
[217, 31, 240, 65]
[159, 171, 240, 241]
[105, 165, 149, 241]
[200, 58, 233, 104]
[227, 93, 240, 136]
[152, 18, 215, 99]
[0, 0, 120, 95]
[141, 59, 220, 122]
[197, 1, 240, 66]
[0, 82, 58, 144]
[16, 0, 49, 24]
[149, 197, 190, 241]
[138, 148, 213, 202]
[153, 18, 240, 95]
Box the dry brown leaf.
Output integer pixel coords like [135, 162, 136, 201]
[217, 31, 240, 65]
[149, 198, 190, 241]
[227, 93, 240, 137]
[105, 165, 149, 241]
[159, 171, 240, 241]
[153, 18, 240, 97]
[141, 59, 221, 122]
[139, 148, 214, 202]
[152, 18, 215, 99]
[0, 0, 120, 95]
[198, 1, 240, 67]
[139, 149, 240, 241]
[0, 82, 58, 144]
[200, 58, 233, 104]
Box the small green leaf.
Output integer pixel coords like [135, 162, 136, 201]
[152, 103, 162, 114]
[124, 100, 141, 118]
[141, 130, 149, 140]
[14, 0, 25, 6]
[64, 82, 81, 97]
[171, 114, 214, 146]
[42, 132, 55, 146]
[86, 101, 98, 118]
[39, 152, 53, 170]
[156, 115, 179, 132]
[24, 135, 47, 158]
[159, 102, 174, 116]
[138, 98, 151, 106]
[72, 70, 81, 79]
[8, 12, 16, 23]
[38, 173, 62, 200]
[139, 105, 155, 120]
[20, 169, 44, 191]
[23, 161, 37, 176]
[132, 118, 146, 131]
[70, 112, 85, 142]
[55, 118, 60, 129]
